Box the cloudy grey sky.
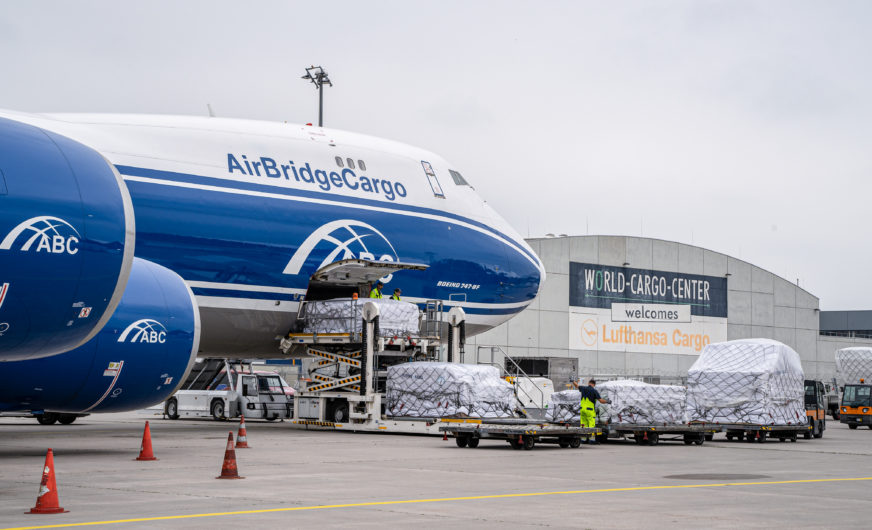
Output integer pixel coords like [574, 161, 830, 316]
[1, 1, 869, 309]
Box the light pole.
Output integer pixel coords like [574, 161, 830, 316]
[301, 65, 332, 127]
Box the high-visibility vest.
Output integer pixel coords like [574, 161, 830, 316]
[370, 288, 382, 299]
[391, 294, 401, 301]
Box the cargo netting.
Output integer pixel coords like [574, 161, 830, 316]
[686, 339, 806, 425]
[599, 380, 687, 425]
[385, 363, 517, 418]
[547, 389, 581, 422]
[303, 298, 419, 337]
[835, 347, 872, 386]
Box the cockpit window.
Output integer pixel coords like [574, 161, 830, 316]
[449, 170, 469, 186]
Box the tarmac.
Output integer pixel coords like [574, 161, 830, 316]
[0, 411, 870, 529]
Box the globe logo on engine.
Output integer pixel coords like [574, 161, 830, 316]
[117, 319, 168, 344]
[0, 216, 80, 255]
[282, 219, 400, 276]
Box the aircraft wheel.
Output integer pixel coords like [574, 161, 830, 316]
[165, 398, 179, 420]
[36, 413, 59, 425]
[57, 414, 77, 425]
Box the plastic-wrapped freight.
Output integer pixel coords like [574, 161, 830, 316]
[835, 347, 872, 386]
[303, 298, 419, 337]
[598, 380, 687, 425]
[686, 339, 806, 425]
[386, 363, 516, 418]
[548, 390, 581, 422]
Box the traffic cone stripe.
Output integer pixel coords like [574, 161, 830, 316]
[236, 415, 249, 449]
[28, 448, 67, 514]
[217, 432, 244, 479]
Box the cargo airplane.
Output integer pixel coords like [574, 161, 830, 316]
[0, 110, 543, 421]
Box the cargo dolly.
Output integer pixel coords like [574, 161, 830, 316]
[600, 422, 722, 446]
[718, 423, 812, 443]
[439, 420, 601, 450]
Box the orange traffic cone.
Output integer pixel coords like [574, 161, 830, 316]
[216, 432, 244, 479]
[235, 415, 250, 449]
[28, 448, 67, 514]
[443, 432, 448, 441]
[135, 421, 158, 461]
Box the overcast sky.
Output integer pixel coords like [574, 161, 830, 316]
[1, 1, 869, 309]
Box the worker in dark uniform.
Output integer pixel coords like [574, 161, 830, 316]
[391, 288, 401, 301]
[369, 281, 384, 299]
[578, 379, 608, 444]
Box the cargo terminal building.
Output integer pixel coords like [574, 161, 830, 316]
[469, 235, 872, 387]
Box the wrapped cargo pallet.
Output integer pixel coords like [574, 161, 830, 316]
[599, 380, 687, 425]
[548, 389, 581, 422]
[385, 363, 516, 418]
[835, 347, 872, 386]
[303, 298, 419, 337]
[686, 339, 806, 425]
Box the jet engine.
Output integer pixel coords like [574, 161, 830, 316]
[0, 116, 135, 361]
[0, 258, 200, 416]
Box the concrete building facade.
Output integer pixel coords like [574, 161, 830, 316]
[469, 235, 859, 386]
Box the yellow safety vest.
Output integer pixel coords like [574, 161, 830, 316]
[370, 289, 382, 299]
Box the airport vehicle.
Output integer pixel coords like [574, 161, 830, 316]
[840, 382, 872, 429]
[804, 379, 827, 439]
[439, 421, 599, 450]
[720, 423, 812, 442]
[834, 348, 872, 429]
[164, 360, 292, 421]
[599, 423, 721, 446]
[0, 109, 542, 419]
[286, 292, 577, 440]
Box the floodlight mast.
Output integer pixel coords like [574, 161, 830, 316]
[301, 65, 332, 127]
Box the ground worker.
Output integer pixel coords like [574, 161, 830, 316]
[369, 281, 384, 298]
[578, 379, 608, 444]
[391, 288, 401, 301]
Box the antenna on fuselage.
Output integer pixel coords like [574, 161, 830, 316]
[206, 103, 216, 118]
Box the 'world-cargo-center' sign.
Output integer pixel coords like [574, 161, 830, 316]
[568, 262, 728, 355]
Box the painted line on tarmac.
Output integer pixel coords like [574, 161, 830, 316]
[6, 476, 872, 529]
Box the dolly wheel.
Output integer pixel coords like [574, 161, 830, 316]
[509, 437, 523, 450]
[467, 438, 480, 448]
[523, 436, 535, 450]
[455, 436, 468, 448]
[559, 438, 570, 448]
[569, 437, 581, 449]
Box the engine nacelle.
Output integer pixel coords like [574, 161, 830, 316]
[0, 116, 135, 360]
[0, 258, 200, 414]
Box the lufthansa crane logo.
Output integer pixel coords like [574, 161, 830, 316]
[283, 219, 400, 276]
[118, 319, 168, 344]
[0, 216, 80, 255]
